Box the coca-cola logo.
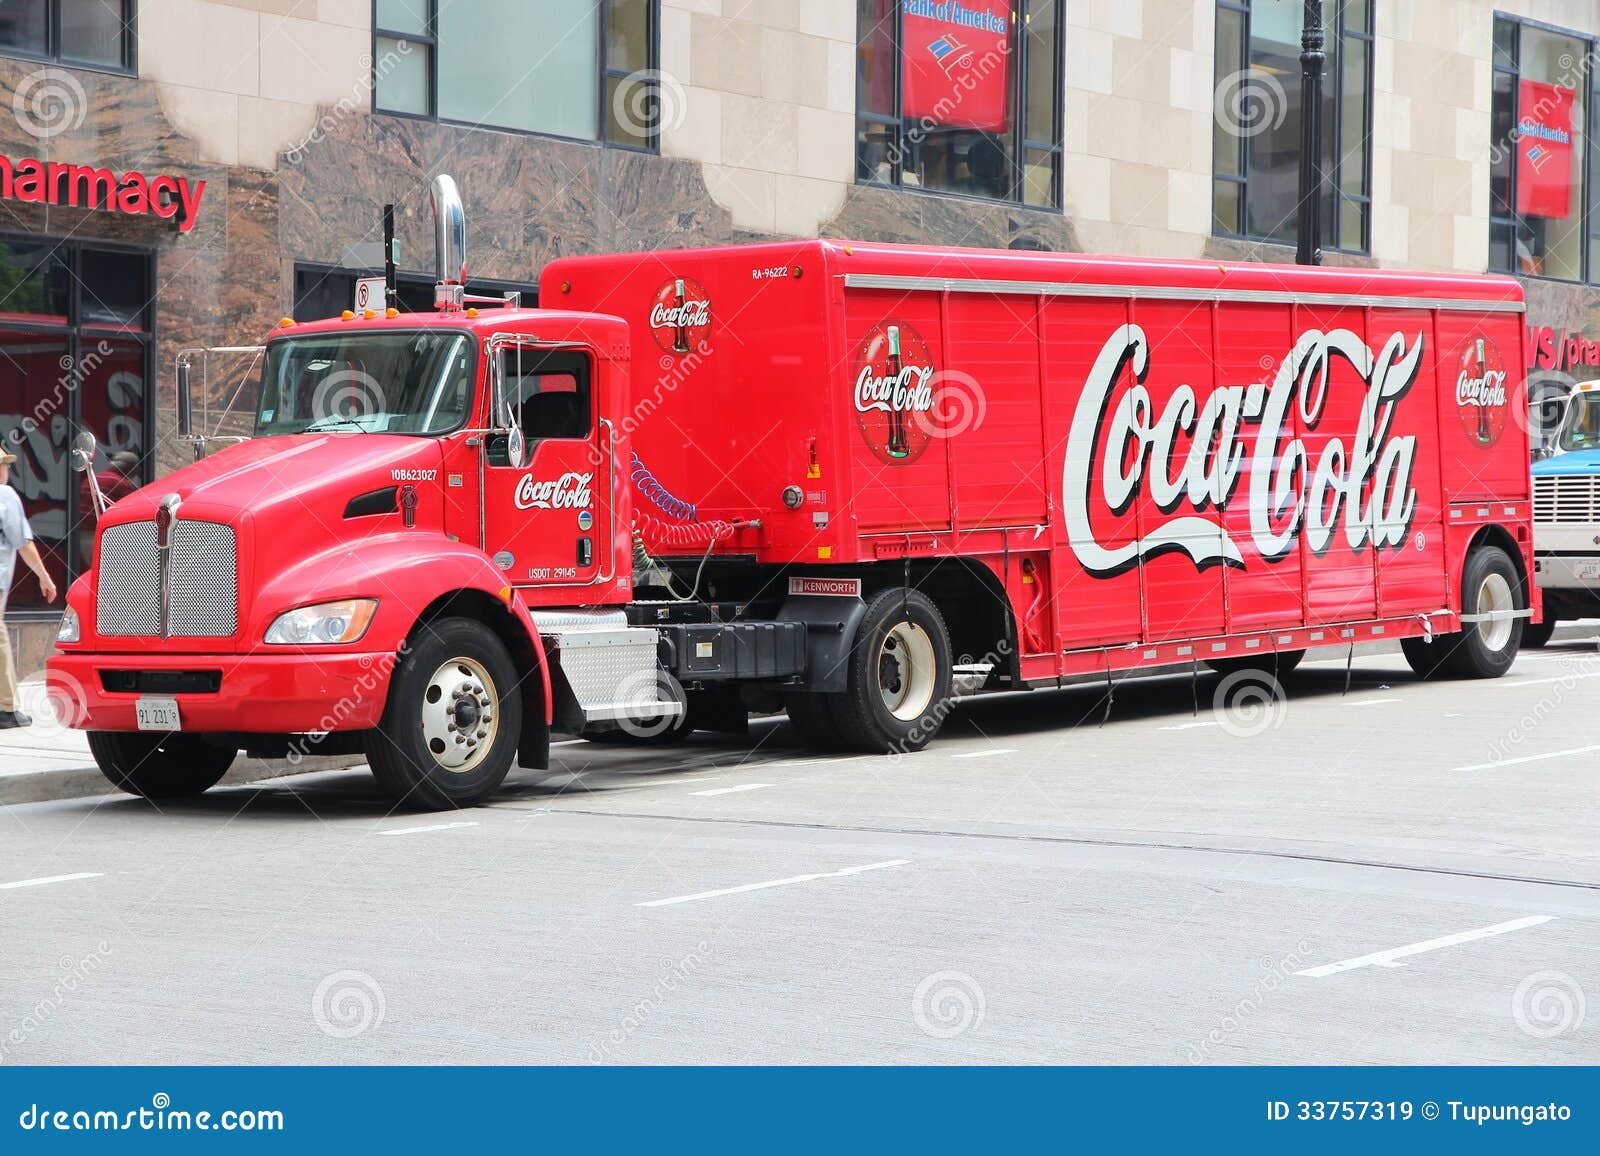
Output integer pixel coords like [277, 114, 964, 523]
[1455, 335, 1509, 448]
[514, 470, 593, 511]
[854, 320, 937, 465]
[1064, 326, 1423, 577]
[650, 276, 712, 355]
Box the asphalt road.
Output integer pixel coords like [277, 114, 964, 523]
[3, 639, 1598, 1064]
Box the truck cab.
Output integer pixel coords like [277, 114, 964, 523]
[1529, 381, 1600, 644]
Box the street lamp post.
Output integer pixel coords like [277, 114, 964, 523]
[1295, 0, 1326, 266]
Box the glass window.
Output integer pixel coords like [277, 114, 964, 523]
[1491, 16, 1589, 281]
[375, 1, 656, 148]
[256, 332, 476, 437]
[1212, 0, 1372, 253]
[0, 237, 151, 611]
[504, 352, 592, 441]
[855, 0, 1063, 207]
[0, 0, 131, 69]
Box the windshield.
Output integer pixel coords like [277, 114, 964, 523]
[254, 331, 475, 436]
[1559, 392, 1600, 452]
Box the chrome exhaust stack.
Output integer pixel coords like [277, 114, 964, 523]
[431, 174, 467, 312]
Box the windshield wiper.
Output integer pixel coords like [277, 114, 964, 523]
[300, 417, 368, 433]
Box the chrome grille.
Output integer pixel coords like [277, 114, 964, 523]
[1533, 474, 1600, 525]
[95, 520, 238, 638]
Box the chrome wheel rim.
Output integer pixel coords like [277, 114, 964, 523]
[877, 621, 937, 721]
[1476, 573, 1515, 652]
[420, 656, 498, 773]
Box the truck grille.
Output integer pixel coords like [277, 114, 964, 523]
[96, 521, 238, 637]
[1533, 474, 1600, 526]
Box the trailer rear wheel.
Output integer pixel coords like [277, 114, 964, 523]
[1404, 545, 1524, 680]
[1521, 616, 1557, 648]
[88, 731, 236, 801]
[364, 617, 523, 810]
[1206, 650, 1305, 679]
[831, 588, 953, 753]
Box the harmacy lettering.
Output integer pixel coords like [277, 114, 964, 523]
[854, 364, 934, 415]
[650, 299, 711, 330]
[514, 471, 593, 511]
[0, 155, 205, 233]
[1063, 325, 1423, 576]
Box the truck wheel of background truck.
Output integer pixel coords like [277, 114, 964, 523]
[87, 732, 236, 801]
[831, 588, 953, 753]
[1402, 544, 1524, 680]
[364, 617, 524, 810]
[1521, 616, 1558, 648]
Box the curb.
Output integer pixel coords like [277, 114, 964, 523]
[0, 753, 366, 807]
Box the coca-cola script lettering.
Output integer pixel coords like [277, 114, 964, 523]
[515, 471, 593, 511]
[1454, 334, 1508, 447]
[650, 276, 712, 356]
[1063, 325, 1423, 576]
[853, 320, 939, 465]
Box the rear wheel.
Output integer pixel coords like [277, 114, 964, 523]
[1207, 650, 1305, 679]
[88, 731, 236, 801]
[364, 617, 523, 810]
[831, 588, 953, 753]
[1521, 616, 1558, 649]
[1404, 545, 1524, 680]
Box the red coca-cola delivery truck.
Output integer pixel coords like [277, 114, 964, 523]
[47, 176, 1535, 809]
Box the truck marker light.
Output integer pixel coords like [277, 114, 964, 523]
[498, 587, 513, 604]
[818, 546, 832, 559]
[278, 317, 292, 328]
[340, 310, 353, 320]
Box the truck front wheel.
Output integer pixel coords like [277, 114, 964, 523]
[88, 732, 236, 801]
[365, 617, 523, 810]
[831, 588, 953, 753]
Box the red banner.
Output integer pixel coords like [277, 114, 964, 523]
[901, 0, 1013, 132]
[1516, 79, 1576, 219]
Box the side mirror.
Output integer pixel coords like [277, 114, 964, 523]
[489, 343, 529, 469]
[506, 427, 528, 470]
[70, 429, 96, 474]
[177, 358, 193, 437]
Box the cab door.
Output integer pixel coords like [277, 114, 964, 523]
[480, 345, 612, 595]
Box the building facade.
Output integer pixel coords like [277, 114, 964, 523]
[0, 0, 1594, 668]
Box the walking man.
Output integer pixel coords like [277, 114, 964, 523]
[0, 448, 57, 728]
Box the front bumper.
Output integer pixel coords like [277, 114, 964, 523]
[1533, 552, 1600, 592]
[45, 650, 393, 734]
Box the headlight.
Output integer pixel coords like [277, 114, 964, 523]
[56, 607, 80, 644]
[264, 599, 378, 645]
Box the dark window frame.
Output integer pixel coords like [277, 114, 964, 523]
[1212, 0, 1374, 255]
[0, 233, 155, 617]
[855, 1, 1066, 210]
[1490, 12, 1596, 284]
[0, 0, 138, 75]
[371, 0, 660, 152]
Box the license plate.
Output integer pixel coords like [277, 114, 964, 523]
[135, 697, 181, 732]
[1576, 561, 1600, 582]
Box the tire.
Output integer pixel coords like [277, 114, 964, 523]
[830, 587, 953, 754]
[783, 691, 848, 750]
[1207, 650, 1305, 679]
[1521, 616, 1558, 649]
[1404, 545, 1524, 680]
[88, 731, 236, 801]
[363, 617, 523, 810]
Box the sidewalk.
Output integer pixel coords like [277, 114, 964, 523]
[0, 677, 365, 806]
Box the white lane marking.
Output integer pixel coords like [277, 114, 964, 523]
[638, 859, 911, 908]
[689, 783, 774, 797]
[1295, 915, 1555, 978]
[1159, 721, 1219, 732]
[1453, 744, 1600, 773]
[768, 756, 873, 769]
[0, 872, 103, 891]
[951, 748, 1018, 760]
[1341, 698, 1400, 707]
[1498, 669, 1600, 689]
[376, 821, 479, 837]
